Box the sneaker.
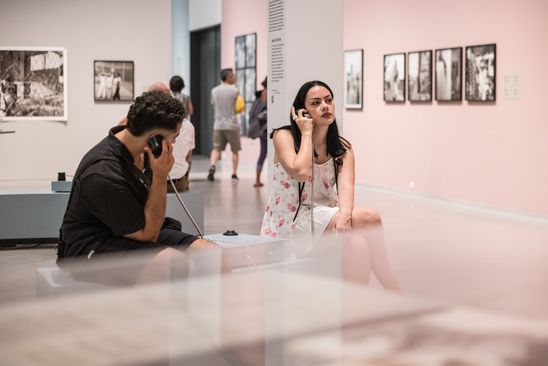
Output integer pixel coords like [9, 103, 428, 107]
[231, 174, 239, 180]
[207, 167, 215, 181]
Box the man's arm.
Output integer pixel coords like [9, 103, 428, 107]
[124, 139, 174, 243]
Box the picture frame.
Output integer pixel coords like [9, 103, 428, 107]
[0, 47, 67, 121]
[435, 47, 462, 101]
[344, 49, 363, 109]
[234, 33, 257, 130]
[408, 50, 432, 102]
[465, 44, 496, 102]
[383, 53, 405, 102]
[94, 60, 134, 102]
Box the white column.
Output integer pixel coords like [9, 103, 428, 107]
[266, 0, 343, 186]
[266, 2, 343, 364]
[268, 0, 343, 131]
[171, 0, 190, 89]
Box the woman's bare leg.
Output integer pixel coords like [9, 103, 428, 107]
[325, 213, 373, 285]
[351, 207, 401, 291]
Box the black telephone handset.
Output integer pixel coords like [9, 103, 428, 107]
[148, 135, 164, 157]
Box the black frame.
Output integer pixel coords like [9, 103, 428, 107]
[465, 44, 496, 102]
[383, 53, 406, 102]
[344, 49, 364, 110]
[93, 60, 134, 102]
[435, 47, 463, 102]
[407, 50, 432, 102]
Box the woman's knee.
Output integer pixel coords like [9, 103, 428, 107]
[353, 207, 383, 227]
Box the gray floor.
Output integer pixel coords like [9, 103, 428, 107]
[1, 156, 548, 322]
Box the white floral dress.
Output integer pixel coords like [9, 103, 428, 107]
[260, 160, 339, 239]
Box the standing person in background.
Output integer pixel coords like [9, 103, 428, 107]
[247, 77, 268, 187]
[169, 76, 195, 191]
[207, 68, 241, 181]
[148, 81, 195, 193]
[169, 75, 193, 119]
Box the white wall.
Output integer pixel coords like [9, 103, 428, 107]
[189, 0, 221, 31]
[0, 0, 172, 181]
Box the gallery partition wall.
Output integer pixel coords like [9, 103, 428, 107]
[190, 25, 221, 156]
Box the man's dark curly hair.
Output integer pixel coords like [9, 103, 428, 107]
[126, 91, 185, 136]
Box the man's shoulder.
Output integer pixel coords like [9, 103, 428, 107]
[213, 83, 237, 93]
[76, 140, 123, 178]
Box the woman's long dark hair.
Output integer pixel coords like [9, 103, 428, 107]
[271, 80, 350, 160]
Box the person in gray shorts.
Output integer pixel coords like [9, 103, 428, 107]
[208, 68, 241, 181]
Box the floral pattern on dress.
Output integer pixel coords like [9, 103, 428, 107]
[260, 160, 338, 238]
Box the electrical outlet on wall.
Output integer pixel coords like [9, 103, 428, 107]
[408, 181, 415, 190]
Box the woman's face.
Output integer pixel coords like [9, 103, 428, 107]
[303, 85, 335, 126]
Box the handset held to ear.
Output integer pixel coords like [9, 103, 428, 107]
[147, 135, 164, 158]
[300, 109, 310, 118]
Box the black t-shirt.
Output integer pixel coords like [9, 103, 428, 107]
[59, 126, 152, 257]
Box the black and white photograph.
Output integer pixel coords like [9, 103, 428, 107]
[435, 47, 462, 101]
[408, 50, 432, 102]
[384, 53, 405, 102]
[235, 36, 246, 69]
[234, 32, 257, 129]
[0, 47, 67, 121]
[466, 44, 496, 102]
[344, 49, 363, 109]
[245, 33, 256, 68]
[245, 68, 256, 102]
[94, 60, 134, 102]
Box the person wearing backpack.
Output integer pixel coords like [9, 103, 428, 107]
[247, 77, 268, 187]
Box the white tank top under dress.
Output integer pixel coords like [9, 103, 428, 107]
[260, 160, 339, 239]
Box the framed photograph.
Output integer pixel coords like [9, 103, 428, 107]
[234, 33, 257, 131]
[0, 47, 67, 121]
[435, 47, 462, 101]
[465, 44, 496, 102]
[94, 60, 134, 102]
[235, 36, 246, 69]
[408, 50, 432, 102]
[344, 49, 363, 109]
[383, 53, 405, 102]
[245, 33, 256, 68]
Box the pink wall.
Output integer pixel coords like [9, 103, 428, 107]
[220, 0, 548, 217]
[343, 0, 548, 217]
[221, 0, 268, 166]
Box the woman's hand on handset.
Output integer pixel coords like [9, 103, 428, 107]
[291, 106, 314, 135]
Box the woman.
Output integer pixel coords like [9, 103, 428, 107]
[260, 80, 400, 290]
[169, 75, 194, 119]
[248, 77, 268, 187]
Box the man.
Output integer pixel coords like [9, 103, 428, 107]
[57, 91, 210, 269]
[208, 68, 241, 181]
